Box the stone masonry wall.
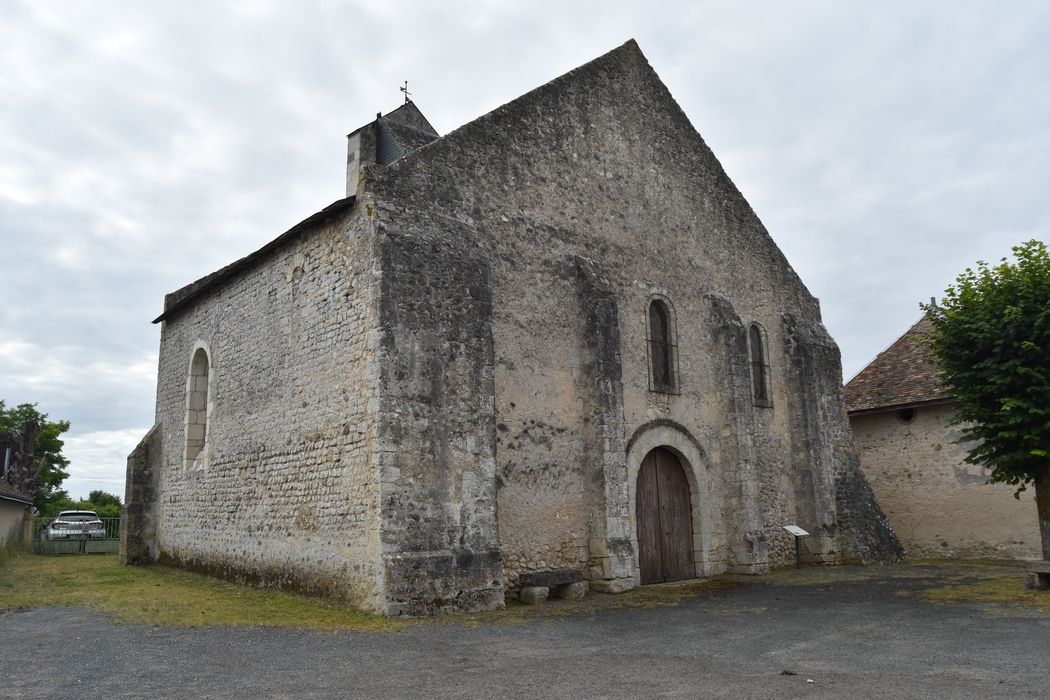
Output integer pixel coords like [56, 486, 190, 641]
[852, 403, 1039, 560]
[121, 424, 162, 564]
[368, 218, 504, 615]
[366, 40, 893, 591]
[151, 204, 386, 610]
[783, 315, 902, 564]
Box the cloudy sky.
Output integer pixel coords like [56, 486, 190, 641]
[2, 1, 1047, 499]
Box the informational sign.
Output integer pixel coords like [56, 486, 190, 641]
[782, 525, 809, 538]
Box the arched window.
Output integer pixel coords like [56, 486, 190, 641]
[184, 346, 211, 468]
[647, 298, 678, 393]
[748, 323, 771, 406]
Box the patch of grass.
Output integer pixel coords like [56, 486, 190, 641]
[0, 553, 404, 632]
[907, 558, 1026, 569]
[922, 573, 1050, 615]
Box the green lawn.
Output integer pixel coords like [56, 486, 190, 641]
[0, 552, 404, 631]
[4, 552, 1044, 630]
[0, 551, 743, 629]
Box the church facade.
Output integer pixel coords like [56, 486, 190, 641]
[123, 41, 900, 615]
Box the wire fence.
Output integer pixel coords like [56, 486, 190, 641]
[32, 516, 121, 555]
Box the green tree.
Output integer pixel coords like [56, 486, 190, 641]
[922, 240, 1050, 560]
[0, 400, 71, 515]
[84, 490, 123, 518]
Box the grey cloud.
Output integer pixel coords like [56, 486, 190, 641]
[2, 1, 1048, 496]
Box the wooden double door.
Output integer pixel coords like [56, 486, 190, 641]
[636, 447, 695, 584]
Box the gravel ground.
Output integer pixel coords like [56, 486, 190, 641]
[2, 565, 1048, 699]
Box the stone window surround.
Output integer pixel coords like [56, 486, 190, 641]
[747, 322, 773, 408]
[645, 293, 680, 395]
[183, 340, 214, 471]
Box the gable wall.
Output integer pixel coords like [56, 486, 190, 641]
[368, 42, 868, 591]
[852, 404, 1040, 559]
[151, 207, 386, 609]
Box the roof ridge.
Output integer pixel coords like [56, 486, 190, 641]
[844, 313, 952, 413]
[377, 39, 645, 171]
[844, 313, 929, 387]
[154, 197, 356, 323]
[383, 101, 439, 135]
[382, 115, 439, 137]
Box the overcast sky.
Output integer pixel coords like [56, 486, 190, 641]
[2, 1, 1047, 499]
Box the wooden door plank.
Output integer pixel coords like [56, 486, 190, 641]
[636, 454, 663, 584]
[656, 449, 695, 583]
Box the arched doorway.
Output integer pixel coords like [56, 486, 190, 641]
[636, 447, 695, 584]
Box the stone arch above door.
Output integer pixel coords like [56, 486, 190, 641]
[626, 420, 724, 583]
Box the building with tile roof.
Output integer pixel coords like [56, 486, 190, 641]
[844, 316, 953, 414]
[846, 316, 1039, 560]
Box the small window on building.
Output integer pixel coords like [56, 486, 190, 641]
[647, 298, 678, 394]
[184, 346, 211, 468]
[748, 323, 772, 406]
[897, 408, 915, 423]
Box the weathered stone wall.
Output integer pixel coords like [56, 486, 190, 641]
[365, 40, 892, 592]
[121, 423, 162, 564]
[783, 316, 902, 564]
[851, 404, 1040, 560]
[142, 41, 900, 614]
[368, 220, 504, 615]
[151, 205, 387, 610]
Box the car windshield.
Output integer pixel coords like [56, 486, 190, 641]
[57, 514, 99, 522]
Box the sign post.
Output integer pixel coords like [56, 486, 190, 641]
[781, 525, 810, 569]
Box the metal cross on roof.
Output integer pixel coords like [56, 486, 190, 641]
[400, 80, 411, 104]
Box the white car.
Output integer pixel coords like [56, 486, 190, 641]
[42, 511, 107, 540]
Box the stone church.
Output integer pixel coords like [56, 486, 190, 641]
[123, 40, 900, 615]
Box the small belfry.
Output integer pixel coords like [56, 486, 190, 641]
[124, 40, 900, 615]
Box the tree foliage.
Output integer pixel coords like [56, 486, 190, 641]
[46, 489, 123, 520]
[921, 240, 1050, 493]
[0, 400, 71, 513]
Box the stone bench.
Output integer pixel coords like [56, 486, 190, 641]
[1024, 560, 1050, 591]
[518, 569, 587, 604]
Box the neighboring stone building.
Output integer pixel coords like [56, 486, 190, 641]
[0, 480, 33, 548]
[124, 40, 900, 615]
[846, 316, 1040, 560]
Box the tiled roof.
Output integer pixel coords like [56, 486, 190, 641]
[0, 479, 33, 505]
[844, 316, 954, 414]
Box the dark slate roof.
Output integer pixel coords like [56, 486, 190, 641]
[153, 197, 355, 324]
[844, 316, 954, 414]
[348, 101, 439, 139]
[382, 101, 439, 136]
[383, 119, 440, 156]
[0, 479, 33, 505]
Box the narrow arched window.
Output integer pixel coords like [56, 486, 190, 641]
[648, 299, 678, 393]
[749, 323, 771, 406]
[184, 347, 211, 467]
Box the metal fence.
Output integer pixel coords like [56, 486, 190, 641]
[32, 516, 121, 555]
